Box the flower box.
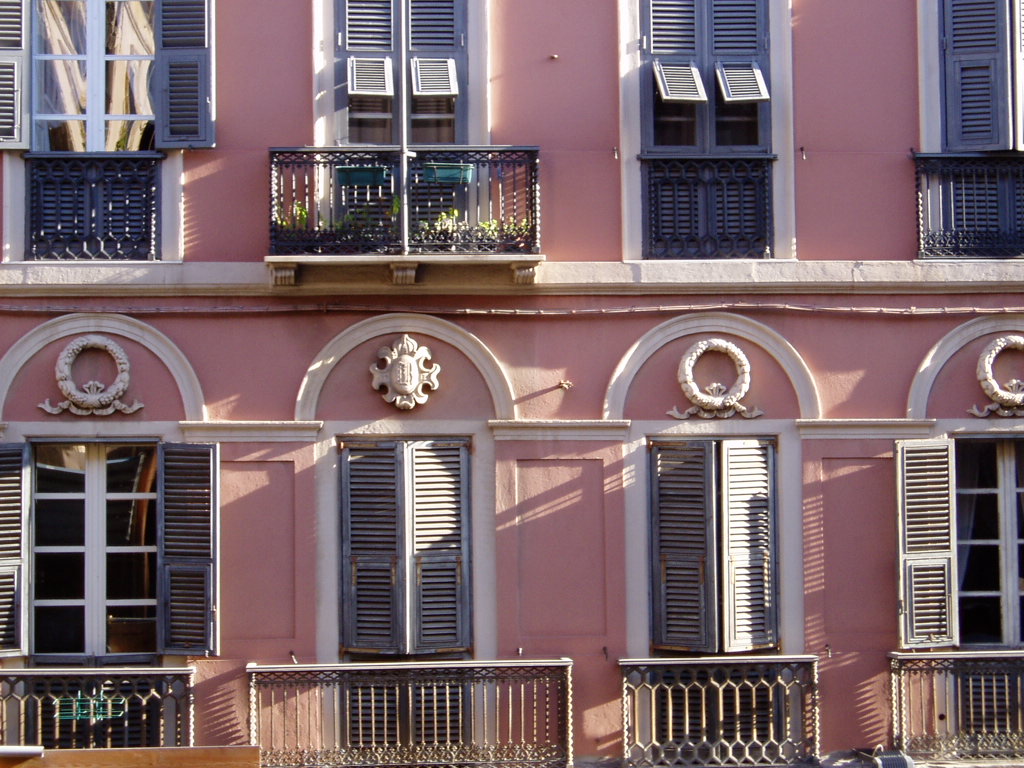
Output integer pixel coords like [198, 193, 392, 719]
[423, 162, 474, 184]
[335, 165, 389, 186]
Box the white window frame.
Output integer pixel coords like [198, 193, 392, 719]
[31, 442, 159, 659]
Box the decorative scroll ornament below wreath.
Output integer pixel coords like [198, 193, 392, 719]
[668, 338, 763, 420]
[370, 334, 441, 410]
[969, 335, 1024, 417]
[39, 334, 144, 416]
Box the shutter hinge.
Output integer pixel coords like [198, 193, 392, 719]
[897, 599, 905, 616]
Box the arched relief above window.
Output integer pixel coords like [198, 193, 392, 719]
[604, 312, 819, 421]
[669, 337, 763, 420]
[907, 317, 1024, 420]
[0, 313, 205, 422]
[38, 334, 145, 416]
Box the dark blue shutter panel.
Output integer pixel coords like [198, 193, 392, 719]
[159, 443, 218, 655]
[410, 0, 457, 50]
[710, 0, 762, 55]
[346, 0, 393, 50]
[0, 445, 25, 655]
[410, 440, 469, 654]
[650, 442, 716, 652]
[156, 0, 215, 148]
[0, 0, 26, 147]
[943, 0, 1012, 150]
[341, 443, 403, 654]
[650, 0, 697, 54]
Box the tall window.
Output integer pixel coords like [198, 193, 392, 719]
[338, 0, 467, 144]
[640, 0, 773, 259]
[650, 439, 777, 653]
[0, 442, 218, 660]
[898, 438, 1024, 648]
[340, 439, 470, 656]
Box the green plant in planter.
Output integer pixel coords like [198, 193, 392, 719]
[275, 200, 310, 231]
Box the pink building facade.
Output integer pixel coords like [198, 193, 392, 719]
[0, 1, 1018, 767]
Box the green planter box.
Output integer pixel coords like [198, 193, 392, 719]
[335, 165, 389, 186]
[424, 162, 474, 184]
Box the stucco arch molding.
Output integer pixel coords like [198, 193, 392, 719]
[603, 312, 821, 420]
[295, 313, 516, 421]
[0, 313, 206, 421]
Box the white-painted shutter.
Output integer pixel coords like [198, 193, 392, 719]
[715, 61, 769, 101]
[896, 439, 959, 649]
[158, 442, 218, 655]
[651, 442, 716, 652]
[156, 0, 215, 148]
[942, 0, 1012, 150]
[341, 442, 403, 654]
[410, 57, 458, 96]
[721, 440, 776, 652]
[0, 444, 26, 656]
[349, 57, 394, 95]
[654, 60, 707, 101]
[410, 440, 469, 654]
[0, 0, 26, 148]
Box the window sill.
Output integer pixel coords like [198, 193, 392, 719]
[265, 253, 546, 286]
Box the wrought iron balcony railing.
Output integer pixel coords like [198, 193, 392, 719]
[890, 650, 1024, 761]
[621, 656, 819, 768]
[916, 153, 1024, 258]
[269, 147, 540, 258]
[0, 668, 192, 748]
[27, 153, 162, 260]
[248, 659, 572, 768]
[641, 155, 773, 260]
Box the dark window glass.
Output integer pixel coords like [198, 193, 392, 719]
[106, 552, 155, 599]
[34, 606, 85, 654]
[715, 99, 759, 146]
[35, 499, 85, 546]
[959, 596, 1002, 644]
[958, 543, 1001, 590]
[654, 98, 698, 146]
[106, 605, 156, 653]
[957, 440, 998, 488]
[35, 553, 84, 599]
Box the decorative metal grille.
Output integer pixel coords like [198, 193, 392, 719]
[916, 154, 1024, 258]
[890, 651, 1024, 761]
[0, 668, 192, 748]
[27, 154, 162, 260]
[269, 146, 541, 256]
[249, 659, 572, 768]
[621, 657, 819, 767]
[642, 156, 772, 260]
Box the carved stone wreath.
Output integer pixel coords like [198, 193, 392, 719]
[668, 338, 763, 420]
[39, 334, 144, 416]
[370, 334, 441, 410]
[970, 334, 1024, 417]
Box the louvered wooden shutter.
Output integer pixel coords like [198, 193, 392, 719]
[942, 0, 1012, 150]
[410, 440, 469, 654]
[158, 442, 218, 655]
[155, 0, 215, 148]
[0, 0, 26, 148]
[650, 0, 697, 55]
[346, 0, 393, 50]
[651, 442, 716, 652]
[410, 0, 459, 50]
[896, 439, 959, 649]
[710, 0, 769, 103]
[721, 440, 776, 652]
[0, 445, 26, 656]
[341, 443, 403, 654]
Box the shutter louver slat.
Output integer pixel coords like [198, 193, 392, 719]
[0, 1, 22, 49]
[715, 61, 769, 101]
[0, 0, 25, 147]
[651, 442, 716, 652]
[722, 441, 776, 652]
[349, 57, 394, 96]
[411, 57, 458, 96]
[711, 0, 761, 55]
[897, 439, 959, 648]
[655, 60, 707, 101]
[347, 0, 393, 50]
[156, 0, 214, 148]
[159, 443, 217, 655]
[650, 0, 697, 54]
[159, 0, 207, 48]
[410, 0, 457, 49]
[0, 445, 24, 655]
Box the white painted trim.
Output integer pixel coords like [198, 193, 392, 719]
[769, 0, 796, 260]
[0, 313, 207, 421]
[489, 420, 631, 441]
[918, 0, 942, 152]
[907, 315, 1024, 419]
[797, 419, 937, 439]
[180, 421, 323, 442]
[604, 312, 821, 420]
[619, 0, 643, 262]
[295, 313, 516, 421]
[314, 420, 496, 662]
[2, 153, 25, 262]
[160, 151, 184, 262]
[623, 419, 804, 657]
[312, 0, 334, 146]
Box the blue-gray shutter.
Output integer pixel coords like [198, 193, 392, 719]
[155, 0, 215, 148]
[896, 439, 959, 649]
[0, 0, 26, 148]
[649, 0, 697, 55]
[710, 0, 761, 56]
[158, 442, 218, 655]
[942, 0, 1012, 151]
[721, 440, 776, 651]
[0, 444, 26, 656]
[410, 440, 469, 654]
[650, 442, 716, 652]
[341, 442, 403, 654]
[346, 0, 393, 50]
[410, 0, 458, 50]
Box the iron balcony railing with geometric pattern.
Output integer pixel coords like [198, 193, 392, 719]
[641, 155, 773, 260]
[248, 659, 572, 768]
[269, 147, 540, 257]
[0, 668, 193, 749]
[621, 656, 819, 768]
[916, 153, 1024, 259]
[26, 153, 162, 260]
[890, 650, 1024, 762]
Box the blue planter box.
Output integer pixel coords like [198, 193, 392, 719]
[424, 163, 474, 184]
[336, 165, 389, 186]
